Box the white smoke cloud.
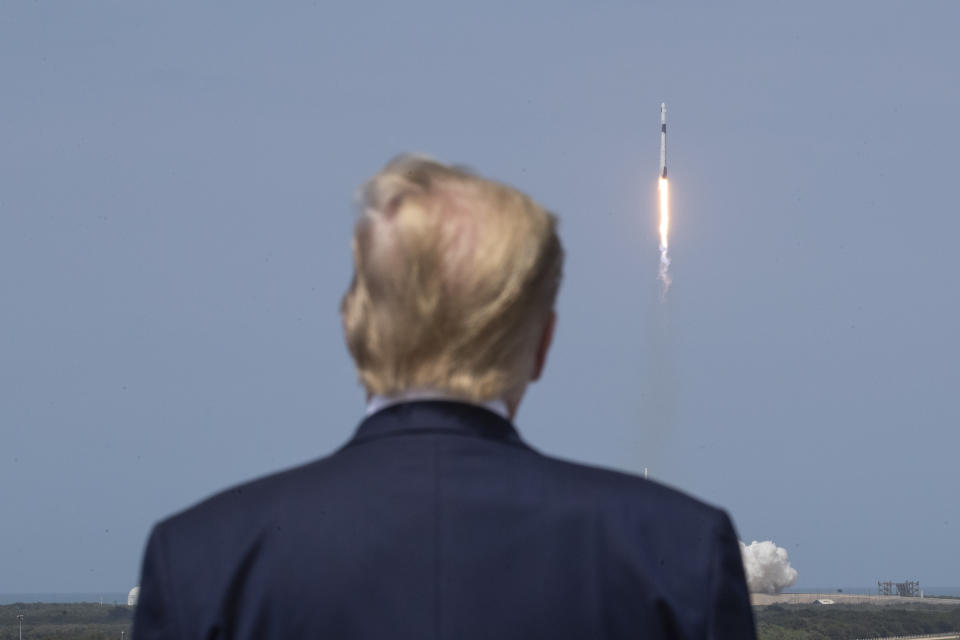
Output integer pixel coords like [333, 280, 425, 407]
[739, 540, 798, 594]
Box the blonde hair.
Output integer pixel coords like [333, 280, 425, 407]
[341, 155, 564, 402]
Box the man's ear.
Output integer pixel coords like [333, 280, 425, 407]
[531, 311, 556, 382]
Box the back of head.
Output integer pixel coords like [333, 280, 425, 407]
[342, 155, 563, 402]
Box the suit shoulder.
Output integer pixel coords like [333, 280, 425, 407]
[529, 454, 739, 604]
[530, 452, 728, 529]
[157, 456, 332, 536]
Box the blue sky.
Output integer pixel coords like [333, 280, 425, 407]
[2, 1, 958, 592]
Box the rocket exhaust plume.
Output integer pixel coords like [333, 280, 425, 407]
[658, 177, 670, 291]
[658, 103, 671, 293]
[739, 540, 799, 594]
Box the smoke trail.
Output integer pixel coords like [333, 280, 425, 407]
[658, 177, 671, 294]
[739, 540, 799, 594]
[632, 296, 674, 477]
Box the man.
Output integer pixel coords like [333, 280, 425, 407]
[133, 156, 755, 639]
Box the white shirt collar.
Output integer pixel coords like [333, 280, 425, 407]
[365, 389, 511, 420]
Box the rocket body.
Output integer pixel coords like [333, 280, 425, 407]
[657, 101, 671, 292]
[659, 102, 667, 179]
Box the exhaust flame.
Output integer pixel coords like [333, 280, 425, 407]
[658, 177, 671, 292]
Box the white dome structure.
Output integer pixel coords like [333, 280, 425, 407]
[128, 586, 140, 606]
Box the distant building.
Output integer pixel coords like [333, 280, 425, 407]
[128, 586, 140, 606]
[814, 599, 835, 605]
[878, 580, 921, 597]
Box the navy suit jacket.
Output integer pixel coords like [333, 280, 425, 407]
[133, 401, 755, 639]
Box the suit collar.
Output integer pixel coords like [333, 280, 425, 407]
[366, 390, 510, 420]
[347, 400, 528, 448]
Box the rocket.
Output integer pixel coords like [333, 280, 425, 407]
[656, 102, 671, 291]
[659, 102, 667, 179]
